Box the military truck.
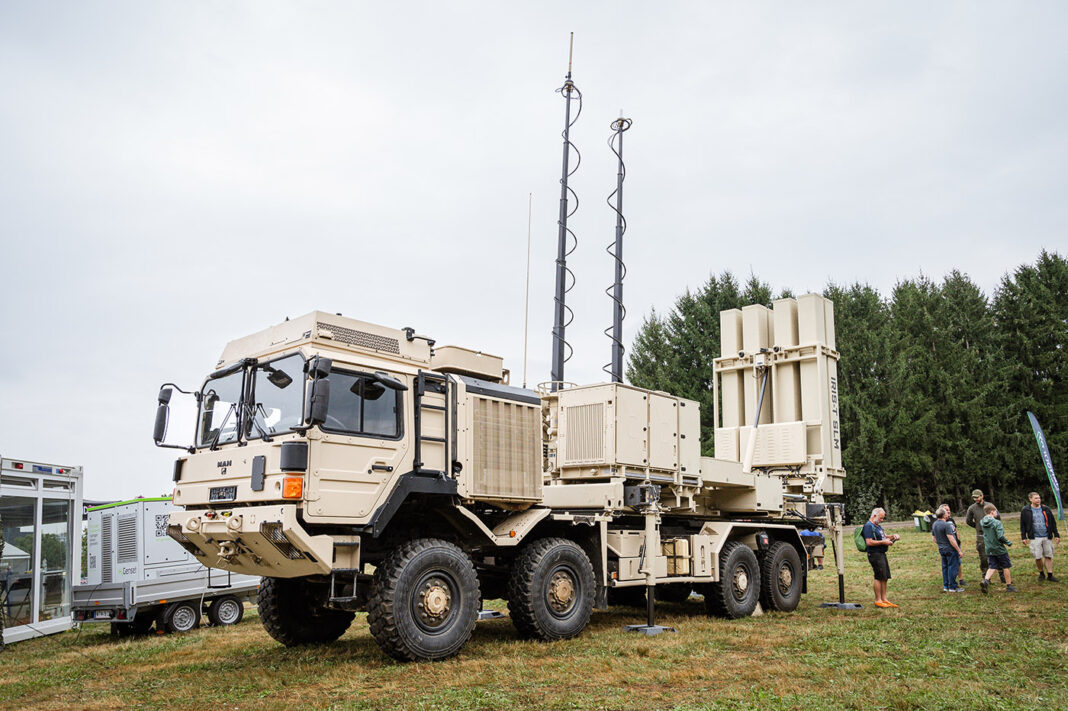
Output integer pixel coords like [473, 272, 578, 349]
[156, 294, 845, 661]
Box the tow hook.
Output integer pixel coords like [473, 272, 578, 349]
[218, 541, 238, 559]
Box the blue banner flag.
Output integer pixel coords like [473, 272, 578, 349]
[1027, 411, 1064, 520]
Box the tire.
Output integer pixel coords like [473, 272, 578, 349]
[760, 542, 803, 612]
[704, 541, 761, 619]
[367, 538, 480, 662]
[208, 595, 245, 626]
[164, 601, 201, 633]
[258, 577, 355, 647]
[507, 537, 595, 642]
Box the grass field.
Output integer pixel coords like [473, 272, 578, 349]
[2, 525, 1066, 711]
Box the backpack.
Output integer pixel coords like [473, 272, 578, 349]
[854, 525, 867, 552]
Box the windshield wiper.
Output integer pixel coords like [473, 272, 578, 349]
[209, 403, 238, 451]
[247, 403, 274, 442]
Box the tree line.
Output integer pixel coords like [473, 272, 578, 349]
[626, 250, 1067, 522]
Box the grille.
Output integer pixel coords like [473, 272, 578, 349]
[471, 397, 541, 501]
[117, 515, 138, 564]
[563, 403, 606, 464]
[166, 524, 205, 557]
[101, 515, 113, 583]
[317, 322, 400, 354]
[260, 522, 305, 560]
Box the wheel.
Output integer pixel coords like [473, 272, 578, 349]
[656, 583, 693, 604]
[258, 577, 355, 646]
[704, 541, 761, 619]
[164, 601, 202, 633]
[208, 595, 245, 626]
[760, 542, 803, 612]
[366, 538, 480, 662]
[507, 537, 595, 642]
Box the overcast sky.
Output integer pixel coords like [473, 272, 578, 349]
[2, 3, 1065, 500]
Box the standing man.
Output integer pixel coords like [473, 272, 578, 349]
[932, 505, 964, 592]
[864, 508, 901, 608]
[1021, 492, 1060, 582]
[980, 503, 1017, 594]
[966, 489, 1004, 583]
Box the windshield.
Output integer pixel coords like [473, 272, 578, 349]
[197, 371, 243, 447]
[246, 354, 306, 440]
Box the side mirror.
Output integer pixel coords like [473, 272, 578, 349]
[308, 356, 332, 380]
[373, 371, 409, 391]
[153, 387, 172, 443]
[307, 378, 331, 425]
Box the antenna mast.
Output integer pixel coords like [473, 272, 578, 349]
[605, 115, 632, 383]
[522, 192, 533, 389]
[550, 32, 582, 391]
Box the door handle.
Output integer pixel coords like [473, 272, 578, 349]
[370, 463, 394, 473]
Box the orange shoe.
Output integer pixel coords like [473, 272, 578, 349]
[874, 601, 890, 608]
[884, 601, 899, 608]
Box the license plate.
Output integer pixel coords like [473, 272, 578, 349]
[209, 485, 238, 502]
[93, 610, 112, 620]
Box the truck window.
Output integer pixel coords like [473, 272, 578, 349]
[323, 369, 402, 439]
[247, 353, 305, 440]
[197, 371, 243, 447]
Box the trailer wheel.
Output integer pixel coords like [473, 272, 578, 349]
[760, 542, 803, 612]
[507, 537, 595, 642]
[367, 538, 480, 662]
[163, 601, 201, 633]
[258, 577, 355, 646]
[704, 541, 761, 619]
[208, 595, 245, 626]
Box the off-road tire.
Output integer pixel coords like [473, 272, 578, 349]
[760, 542, 803, 612]
[207, 595, 245, 626]
[163, 601, 201, 633]
[507, 537, 595, 642]
[704, 541, 761, 619]
[258, 577, 355, 647]
[366, 538, 480, 662]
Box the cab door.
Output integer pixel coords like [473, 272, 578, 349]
[304, 368, 411, 523]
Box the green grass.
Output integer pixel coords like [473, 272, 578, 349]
[3, 527, 1066, 710]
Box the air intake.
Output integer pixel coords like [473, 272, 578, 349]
[260, 522, 305, 560]
[317, 322, 400, 354]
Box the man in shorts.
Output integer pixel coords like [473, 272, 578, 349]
[1020, 492, 1060, 582]
[863, 507, 900, 607]
[980, 503, 1017, 594]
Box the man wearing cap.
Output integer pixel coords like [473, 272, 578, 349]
[966, 489, 1004, 582]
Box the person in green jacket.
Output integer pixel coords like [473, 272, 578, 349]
[980, 503, 1017, 594]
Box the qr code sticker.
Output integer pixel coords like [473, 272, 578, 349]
[155, 514, 169, 538]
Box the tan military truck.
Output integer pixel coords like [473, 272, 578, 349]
[156, 294, 845, 661]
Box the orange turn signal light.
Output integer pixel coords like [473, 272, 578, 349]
[282, 477, 304, 499]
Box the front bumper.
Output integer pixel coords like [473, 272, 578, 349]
[168, 504, 355, 578]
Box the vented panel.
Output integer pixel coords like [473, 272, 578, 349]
[563, 403, 606, 465]
[117, 515, 138, 564]
[317, 322, 400, 354]
[101, 515, 113, 583]
[471, 397, 541, 502]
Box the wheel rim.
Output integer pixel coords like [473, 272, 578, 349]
[545, 565, 579, 619]
[732, 564, 751, 601]
[412, 571, 458, 634]
[777, 562, 795, 596]
[172, 605, 196, 631]
[216, 599, 241, 625]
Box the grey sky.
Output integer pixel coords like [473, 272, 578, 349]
[1, 3, 1065, 500]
